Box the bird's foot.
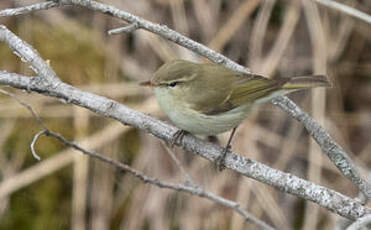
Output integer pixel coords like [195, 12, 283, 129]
[215, 144, 232, 171]
[171, 130, 187, 147]
[215, 127, 237, 171]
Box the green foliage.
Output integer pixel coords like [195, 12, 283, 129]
[26, 20, 108, 85]
[0, 166, 72, 230]
[0, 18, 113, 230]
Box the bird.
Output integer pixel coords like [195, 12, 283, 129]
[141, 59, 331, 168]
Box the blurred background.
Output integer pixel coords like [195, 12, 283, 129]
[0, 0, 370, 229]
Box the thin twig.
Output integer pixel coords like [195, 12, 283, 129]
[0, 89, 47, 161]
[0, 0, 250, 74]
[271, 96, 371, 200]
[1, 2, 367, 196]
[0, 72, 273, 230]
[56, 0, 251, 74]
[0, 25, 61, 83]
[51, 0, 369, 197]
[108, 22, 139, 35]
[30, 130, 45, 161]
[346, 214, 371, 230]
[45, 129, 274, 230]
[0, 121, 129, 200]
[0, 2, 369, 196]
[0, 71, 368, 220]
[0, 1, 58, 17]
[0, 89, 47, 129]
[313, 0, 371, 24]
[0, 2, 370, 220]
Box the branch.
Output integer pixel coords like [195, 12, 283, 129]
[346, 214, 371, 230]
[272, 97, 371, 200]
[313, 0, 371, 24]
[0, 1, 370, 219]
[55, 0, 370, 200]
[0, 1, 58, 17]
[0, 1, 368, 198]
[45, 130, 274, 230]
[0, 0, 250, 74]
[0, 89, 274, 230]
[0, 71, 369, 220]
[0, 25, 60, 83]
[108, 22, 139, 35]
[30, 130, 45, 161]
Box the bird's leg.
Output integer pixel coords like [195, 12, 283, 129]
[216, 126, 238, 171]
[171, 129, 187, 147]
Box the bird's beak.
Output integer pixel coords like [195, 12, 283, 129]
[139, 81, 155, 87]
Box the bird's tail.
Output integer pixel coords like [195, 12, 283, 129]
[249, 74, 331, 104]
[281, 75, 331, 90]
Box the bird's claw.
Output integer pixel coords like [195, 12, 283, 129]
[215, 144, 231, 171]
[170, 130, 187, 147]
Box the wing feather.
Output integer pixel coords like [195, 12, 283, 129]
[184, 63, 285, 115]
[229, 75, 287, 106]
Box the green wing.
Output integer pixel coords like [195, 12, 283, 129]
[228, 74, 285, 106]
[184, 64, 235, 115]
[186, 63, 284, 115]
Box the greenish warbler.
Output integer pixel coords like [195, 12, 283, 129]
[141, 59, 330, 165]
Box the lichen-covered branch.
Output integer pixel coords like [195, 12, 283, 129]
[0, 3, 368, 197]
[45, 129, 275, 230]
[0, 25, 60, 83]
[0, 71, 369, 220]
[0, 88, 273, 230]
[0, 0, 370, 221]
[272, 96, 371, 200]
[0, 1, 58, 17]
[52, 0, 368, 199]
[346, 214, 371, 230]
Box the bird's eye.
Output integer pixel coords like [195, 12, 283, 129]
[168, 82, 178, 88]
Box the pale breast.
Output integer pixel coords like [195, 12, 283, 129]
[155, 87, 251, 135]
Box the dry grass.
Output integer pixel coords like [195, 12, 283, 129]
[0, 0, 370, 229]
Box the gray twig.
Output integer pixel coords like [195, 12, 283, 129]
[0, 71, 368, 220]
[45, 130, 274, 230]
[30, 130, 45, 161]
[56, 0, 251, 74]
[346, 214, 371, 230]
[0, 87, 273, 230]
[0, 1, 368, 197]
[0, 1, 370, 221]
[0, 1, 58, 17]
[0, 25, 60, 84]
[0, 89, 48, 161]
[108, 22, 139, 35]
[0, 0, 251, 75]
[0, 89, 47, 129]
[59, 0, 369, 199]
[313, 0, 371, 24]
[271, 96, 371, 200]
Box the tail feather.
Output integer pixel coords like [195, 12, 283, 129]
[282, 75, 331, 90]
[230, 74, 331, 105]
